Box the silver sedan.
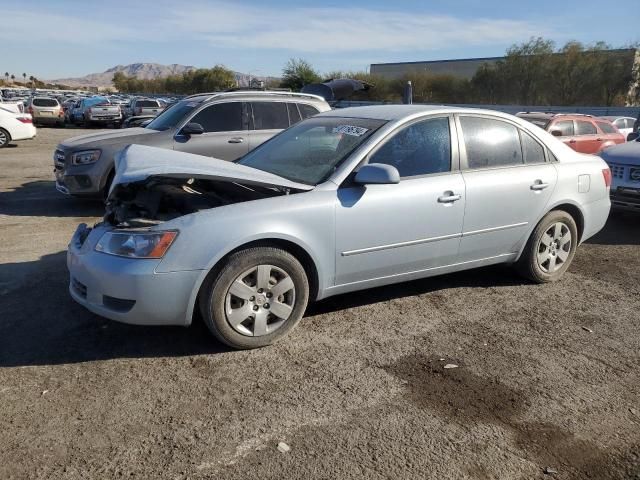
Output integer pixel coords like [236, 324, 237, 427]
[67, 105, 611, 349]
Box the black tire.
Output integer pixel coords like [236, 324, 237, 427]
[516, 210, 578, 283]
[199, 247, 309, 349]
[0, 127, 10, 148]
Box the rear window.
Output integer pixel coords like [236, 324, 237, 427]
[136, 100, 159, 108]
[251, 102, 289, 130]
[575, 121, 597, 135]
[298, 103, 320, 119]
[596, 122, 616, 134]
[552, 120, 574, 136]
[33, 98, 58, 107]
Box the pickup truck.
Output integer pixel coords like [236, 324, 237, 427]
[123, 98, 164, 119]
[69, 97, 122, 127]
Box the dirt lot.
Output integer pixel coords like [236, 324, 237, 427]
[0, 128, 639, 480]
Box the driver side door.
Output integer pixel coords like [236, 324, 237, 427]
[173, 101, 249, 160]
[334, 116, 465, 287]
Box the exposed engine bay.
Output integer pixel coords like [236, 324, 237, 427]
[104, 176, 293, 227]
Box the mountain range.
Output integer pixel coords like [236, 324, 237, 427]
[49, 63, 276, 88]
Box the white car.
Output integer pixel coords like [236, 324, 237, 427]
[0, 107, 36, 148]
[600, 116, 636, 140]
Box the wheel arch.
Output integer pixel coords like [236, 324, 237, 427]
[186, 236, 322, 326]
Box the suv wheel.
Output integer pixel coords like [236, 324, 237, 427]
[199, 247, 309, 349]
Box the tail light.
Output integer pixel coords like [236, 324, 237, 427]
[28, 106, 33, 115]
[602, 168, 611, 188]
[58, 109, 64, 117]
[17, 116, 33, 124]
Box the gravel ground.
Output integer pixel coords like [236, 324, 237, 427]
[1, 128, 639, 480]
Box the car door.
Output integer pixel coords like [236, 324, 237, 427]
[247, 101, 291, 150]
[573, 119, 601, 154]
[173, 101, 249, 161]
[334, 115, 465, 286]
[456, 115, 557, 262]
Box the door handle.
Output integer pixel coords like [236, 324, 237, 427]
[568, 139, 577, 144]
[438, 192, 462, 203]
[228, 137, 244, 144]
[530, 180, 550, 191]
[596, 138, 603, 141]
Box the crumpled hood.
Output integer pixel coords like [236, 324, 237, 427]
[61, 127, 157, 148]
[111, 144, 314, 193]
[600, 140, 640, 165]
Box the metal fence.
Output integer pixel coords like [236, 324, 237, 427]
[333, 100, 640, 118]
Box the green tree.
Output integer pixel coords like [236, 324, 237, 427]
[280, 58, 321, 91]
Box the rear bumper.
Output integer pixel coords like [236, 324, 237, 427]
[67, 224, 202, 326]
[610, 187, 640, 211]
[34, 116, 63, 124]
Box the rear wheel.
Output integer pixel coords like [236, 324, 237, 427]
[0, 128, 10, 148]
[516, 210, 578, 283]
[199, 247, 309, 349]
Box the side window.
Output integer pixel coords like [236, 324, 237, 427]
[596, 122, 616, 134]
[521, 131, 546, 164]
[460, 116, 523, 169]
[625, 119, 634, 129]
[251, 102, 289, 130]
[299, 104, 319, 120]
[575, 121, 597, 135]
[287, 103, 302, 125]
[369, 117, 451, 178]
[552, 120, 574, 136]
[613, 119, 625, 128]
[190, 102, 243, 132]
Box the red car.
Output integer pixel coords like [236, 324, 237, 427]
[516, 112, 625, 154]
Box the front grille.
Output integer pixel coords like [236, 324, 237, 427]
[71, 277, 87, 298]
[609, 164, 625, 179]
[54, 149, 65, 168]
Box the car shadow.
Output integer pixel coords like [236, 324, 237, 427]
[0, 251, 230, 368]
[586, 210, 640, 246]
[307, 264, 526, 317]
[0, 180, 105, 217]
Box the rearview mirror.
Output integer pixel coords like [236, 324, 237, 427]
[549, 129, 562, 137]
[354, 163, 400, 185]
[627, 131, 639, 142]
[181, 122, 204, 135]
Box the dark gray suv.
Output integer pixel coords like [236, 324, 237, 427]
[54, 91, 330, 197]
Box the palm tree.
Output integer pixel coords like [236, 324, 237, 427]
[22, 73, 26, 84]
[4, 72, 8, 83]
[10, 74, 15, 84]
[29, 75, 34, 88]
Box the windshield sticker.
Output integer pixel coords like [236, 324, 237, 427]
[332, 125, 369, 137]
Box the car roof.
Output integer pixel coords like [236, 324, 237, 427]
[184, 90, 327, 104]
[317, 104, 532, 121]
[600, 116, 635, 121]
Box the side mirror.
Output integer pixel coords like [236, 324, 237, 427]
[354, 163, 400, 185]
[627, 131, 639, 142]
[181, 122, 204, 135]
[549, 129, 562, 137]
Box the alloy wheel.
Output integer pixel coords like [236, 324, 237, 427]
[0, 130, 7, 147]
[225, 264, 296, 336]
[537, 222, 572, 273]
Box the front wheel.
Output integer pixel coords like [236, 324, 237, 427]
[516, 210, 578, 283]
[199, 247, 309, 349]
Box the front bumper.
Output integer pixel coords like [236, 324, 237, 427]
[53, 148, 103, 195]
[67, 224, 202, 326]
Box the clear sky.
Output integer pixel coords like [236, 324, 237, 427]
[2, 0, 638, 80]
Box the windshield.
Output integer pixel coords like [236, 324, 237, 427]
[137, 100, 160, 107]
[146, 99, 200, 131]
[238, 116, 386, 185]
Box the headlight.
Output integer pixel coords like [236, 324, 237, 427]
[95, 231, 178, 258]
[71, 149, 101, 165]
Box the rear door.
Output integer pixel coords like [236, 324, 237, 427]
[247, 102, 291, 150]
[549, 119, 578, 151]
[456, 115, 557, 262]
[573, 120, 601, 154]
[173, 101, 249, 160]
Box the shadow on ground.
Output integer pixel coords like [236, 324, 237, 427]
[0, 251, 230, 367]
[586, 210, 640, 246]
[0, 180, 104, 217]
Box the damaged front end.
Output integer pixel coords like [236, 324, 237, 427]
[103, 144, 313, 227]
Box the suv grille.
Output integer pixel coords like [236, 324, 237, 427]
[54, 149, 65, 168]
[609, 164, 625, 179]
